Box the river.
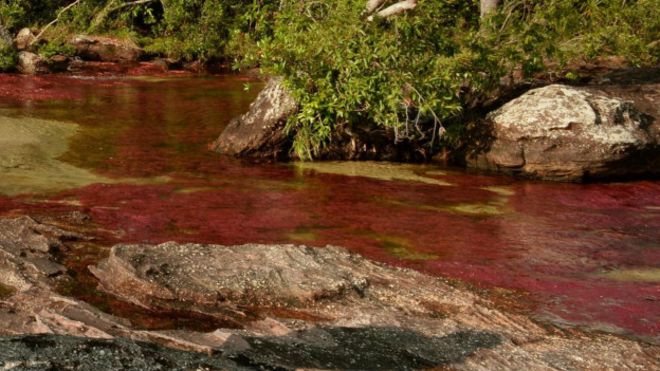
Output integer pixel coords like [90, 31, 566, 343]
[0, 72, 658, 342]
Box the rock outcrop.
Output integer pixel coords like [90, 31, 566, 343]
[2, 216, 658, 369]
[468, 84, 659, 181]
[71, 35, 142, 63]
[214, 78, 437, 161]
[13, 28, 35, 51]
[213, 78, 297, 160]
[89, 241, 660, 369]
[0, 335, 242, 370]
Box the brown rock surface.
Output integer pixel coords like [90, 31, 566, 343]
[70, 35, 142, 62]
[1, 216, 658, 369]
[468, 84, 659, 181]
[90, 241, 660, 370]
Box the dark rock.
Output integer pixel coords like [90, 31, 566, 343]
[71, 35, 142, 62]
[232, 327, 501, 370]
[13, 28, 35, 51]
[213, 78, 297, 160]
[153, 58, 182, 72]
[467, 84, 659, 181]
[0, 335, 244, 371]
[46, 54, 70, 72]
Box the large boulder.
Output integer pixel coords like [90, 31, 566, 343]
[213, 78, 297, 160]
[16, 51, 48, 74]
[468, 84, 659, 181]
[71, 35, 142, 62]
[13, 28, 35, 51]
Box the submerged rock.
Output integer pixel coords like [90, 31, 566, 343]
[468, 84, 659, 181]
[213, 77, 297, 160]
[0, 115, 109, 195]
[71, 35, 142, 62]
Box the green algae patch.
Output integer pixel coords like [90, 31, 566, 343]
[287, 227, 319, 242]
[481, 186, 515, 197]
[382, 198, 506, 217]
[373, 234, 439, 261]
[598, 268, 660, 283]
[294, 161, 451, 186]
[445, 203, 505, 216]
[0, 115, 113, 196]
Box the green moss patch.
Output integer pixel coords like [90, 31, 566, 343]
[295, 161, 451, 186]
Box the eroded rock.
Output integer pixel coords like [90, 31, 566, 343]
[213, 77, 297, 160]
[91, 243, 370, 311]
[71, 35, 142, 62]
[468, 84, 659, 181]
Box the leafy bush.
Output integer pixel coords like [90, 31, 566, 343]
[252, 0, 659, 159]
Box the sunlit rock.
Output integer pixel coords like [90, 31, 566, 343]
[469, 84, 659, 181]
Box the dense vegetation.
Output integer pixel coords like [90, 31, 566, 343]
[1, 0, 658, 158]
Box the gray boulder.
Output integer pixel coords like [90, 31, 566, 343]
[468, 84, 659, 181]
[213, 78, 297, 160]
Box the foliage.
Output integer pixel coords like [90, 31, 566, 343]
[0, 1, 657, 157]
[145, 0, 277, 62]
[251, 0, 659, 159]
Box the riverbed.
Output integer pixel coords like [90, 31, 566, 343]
[0, 72, 658, 342]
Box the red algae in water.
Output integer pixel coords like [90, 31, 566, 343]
[0, 74, 658, 340]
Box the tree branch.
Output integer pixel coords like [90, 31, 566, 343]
[30, 0, 83, 46]
[366, 0, 387, 14]
[367, 0, 418, 21]
[109, 0, 156, 12]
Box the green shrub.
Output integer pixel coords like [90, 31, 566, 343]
[252, 0, 659, 159]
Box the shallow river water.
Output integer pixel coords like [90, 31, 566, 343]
[0, 72, 658, 341]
